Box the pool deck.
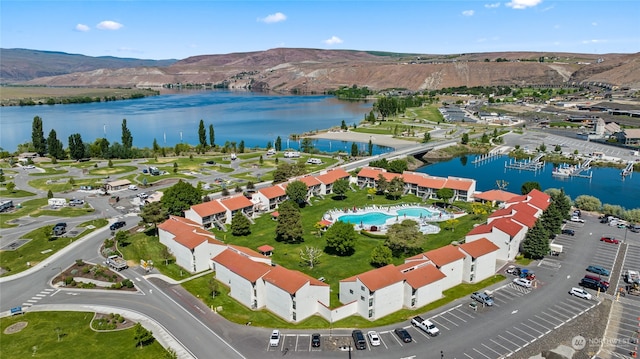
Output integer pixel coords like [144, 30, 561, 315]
[324, 204, 466, 234]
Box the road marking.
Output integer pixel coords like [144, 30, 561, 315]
[472, 347, 492, 358]
[503, 331, 528, 345]
[436, 314, 459, 326]
[35, 294, 46, 297]
[545, 307, 570, 320]
[535, 313, 561, 327]
[463, 353, 474, 359]
[498, 334, 521, 348]
[523, 321, 546, 335]
[135, 277, 141, 282]
[43, 288, 54, 292]
[446, 311, 467, 323]
[21, 303, 32, 307]
[512, 326, 536, 339]
[511, 310, 518, 314]
[430, 319, 450, 331]
[50, 289, 60, 297]
[488, 340, 510, 353]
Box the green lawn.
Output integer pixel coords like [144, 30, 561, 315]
[88, 166, 138, 176]
[27, 167, 68, 176]
[0, 188, 36, 198]
[0, 219, 108, 276]
[27, 177, 104, 192]
[0, 311, 169, 359]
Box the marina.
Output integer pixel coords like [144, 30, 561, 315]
[504, 153, 545, 172]
[551, 158, 593, 179]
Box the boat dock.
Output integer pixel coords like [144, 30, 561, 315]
[622, 161, 634, 179]
[552, 159, 593, 179]
[504, 153, 545, 172]
[472, 148, 506, 165]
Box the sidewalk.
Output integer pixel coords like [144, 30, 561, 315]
[145, 269, 213, 285]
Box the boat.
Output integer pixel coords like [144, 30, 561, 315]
[552, 165, 573, 177]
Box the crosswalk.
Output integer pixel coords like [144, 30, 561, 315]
[22, 288, 56, 307]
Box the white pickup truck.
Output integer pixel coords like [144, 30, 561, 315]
[411, 316, 440, 336]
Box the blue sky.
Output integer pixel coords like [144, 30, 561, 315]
[2, 1, 638, 60]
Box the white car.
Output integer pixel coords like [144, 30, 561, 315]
[367, 331, 381, 346]
[513, 277, 532, 288]
[570, 216, 585, 223]
[269, 330, 280, 347]
[23, 165, 35, 169]
[569, 287, 592, 300]
[137, 192, 148, 199]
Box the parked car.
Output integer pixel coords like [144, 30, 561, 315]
[269, 330, 281, 347]
[109, 221, 126, 231]
[570, 216, 585, 223]
[580, 277, 609, 291]
[311, 333, 321, 348]
[394, 328, 412, 343]
[137, 192, 148, 199]
[128, 185, 138, 190]
[569, 287, 593, 300]
[367, 331, 381, 347]
[506, 266, 521, 276]
[586, 265, 610, 276]
[471, 291, 494, 306]
[584, 274, 610, 288]
[69, 198, 84, 206]
[55, 222, 67, 228]
[600, 236, 619, 244]
[205, 160, 216, 165]
[513, 278, 532, 288]
[561, 229, 575, 236]
[351, 330, 367, 350]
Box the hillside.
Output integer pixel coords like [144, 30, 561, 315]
[2, 48, 639, 92]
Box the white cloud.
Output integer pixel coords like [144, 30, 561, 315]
[462, 10, 475, 16]
[485, 3, 501, 8]
[592, 22, 598, 26]
[323, 36, 343, 45]
[506, 0, 542, 9]
[258, 12, 287, 24]
[96, 20, 124, 30]
[582, 39, 605, 44]
[75, 24, 90, 32]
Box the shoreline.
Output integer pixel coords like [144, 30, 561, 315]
[306, 130, 417, 149]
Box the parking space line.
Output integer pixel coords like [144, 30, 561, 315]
[437, 314, 460, 326]
[521, 322, 545, 335]
[446, 311, 467, 323]
[512, 326, 537, 339]
[472, 347, 492, 359]
[534, 314, 560, 328]
[484, 342, 507, 355]
[545, 307, 571, 320]
[463, 353, 474, 359]
[498, 333, 523, 348]
[455, 308, 476, 318]
[430, 318, 450, 331]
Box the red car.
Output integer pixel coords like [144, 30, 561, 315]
[600, 236, 619, 244]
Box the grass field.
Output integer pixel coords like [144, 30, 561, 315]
[0, 219, 107, 276]
[0, 311, 169, 359]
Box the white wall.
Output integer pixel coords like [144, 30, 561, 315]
[183, 209, 203, 226]
[159, 230, 195, 273]
[214, 264, 254, 308]
[466, 231, 511, 261]
[438, 260, 463, 290]
[412, 281, 444, 308]
[369, 281, 404, 320]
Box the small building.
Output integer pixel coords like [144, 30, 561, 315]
[615, 129, 640, 146]
[106, 179, 132, 191]
[258, 245, 274, 256]
[48, 198, 66, 207]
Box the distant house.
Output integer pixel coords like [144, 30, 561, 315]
[473, 189, 519, 207]
[295, 175, 323, 199]
[339, 265, 406, 321]
[407, 245, 465, 290]
[218, 195, 255, 224]
[184, 200, 227, 229]
[459, 238, 500, 283]
[615, 129, 640, 146]
[315, 168, 351, 195]
[398, 261, 446, 309]
[254, 184, 287, 211]
[158, 216, 225, 273]
[466, 217, 526, 261]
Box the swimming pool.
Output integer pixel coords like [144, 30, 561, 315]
[331, 205, 449, 234]
[396, 208, 440, 218]
[338, 212, 394, 226]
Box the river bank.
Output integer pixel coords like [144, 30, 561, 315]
[307, 130, 418, 149]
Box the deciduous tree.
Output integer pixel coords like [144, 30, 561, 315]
[385, 220, 423, 256]
[47, 129, 65, 160]
[436, 188, 454, 207]
[231, 212, 251, 236]
[332, 178, 350, 200]
[121, 119, 133, 157]
[300, 246, 323, 268]
[370, 245, 393, 267]
[160, 180, 202, 216]
[140, 201, 168, 234]
[68, 133, 85, 160]
[324, 220, 356, 256]
[521, 181, 541, 195]
[133, 323, 154, 348]
[198, 119, 207, 152]
[208, 124, 215, 148]
[275, 200, 304, 243]
[286, 180, 308, 207]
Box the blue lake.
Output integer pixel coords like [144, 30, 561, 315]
[0, 90, 391, 154]
[415, 155, 640, 210]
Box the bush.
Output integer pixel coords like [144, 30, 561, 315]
[112, 282, 122, 289]
[75, 259, 84, 266]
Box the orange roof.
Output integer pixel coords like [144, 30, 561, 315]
[527, 195, 550, 211]
[509, 202, 540, 216]
[296, 175, 321, 187]
[259, 185, 287, 199]
[488, 208, 513, 219]
[419, 176, 447, 189]
[444, 177, 474, 191]
[158, 216, 221, 250]
[258, 245, 274, 252]
[424, 245, 466, 267]
[467, 223, 493, 236]
[511, 211, 537, 228]
[262, 265, 328, 294]
[220, 195, 253, 211]
[506, 194, 527, 204]
[459, 238, 500, 258]
[357, 167, 385, 179]
[228, 244, 267, 259]
[189, 200, 226, 217]
[403, 263, 446, 289]
[397, 260, 430, 271]
[316, 168, 350, 185]
[492, 217, 525, 237]
[341, 264, 405, 291]
[212, 249, 271, 282]
[474, 189, 519, 202]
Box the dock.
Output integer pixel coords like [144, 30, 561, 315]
[552, 158, 593, 179]
[472, 148, 505, 165]
[504, 153, 545, 172]
[622, 161, 634, 179]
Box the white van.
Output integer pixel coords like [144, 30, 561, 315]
[128, 185, 138, 190]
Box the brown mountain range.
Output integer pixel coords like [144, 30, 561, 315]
[4, 48, 640, 92]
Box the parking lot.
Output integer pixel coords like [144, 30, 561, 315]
[597, 228, 640, 359]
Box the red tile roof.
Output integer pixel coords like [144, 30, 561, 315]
[403, 263, 447, 288]
[488, 208, 512, 219]
[424, 245, 466, 267]
[511, 211, 537, 228]
[341, 264, 405, 291]
[467, 223, 493, 236]
[445, 177, 474, 191]
[212, 249, 271, 282]
[459, 238, 500, 258]
[263, 265, 328, 294]
[258, 245, 274, 252]
[506, 194, 527, 204]
[296, 175, 321, 187]
[509, 202, 540, 216]
[316, 168, 350, 185]
[228, 244, 267, 259]
[259, 185, 287, 199]
[220, 195, 253, 211]
[527, 194, 550, 211]
[189, 200, 226, 217]
[158, 216, 221, 249]
[397, 260, 429, 271]
[474, 189, 519, 202]
[491, 217, 525, 237]
[357, 167, 385, 179]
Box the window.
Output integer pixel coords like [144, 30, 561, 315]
[361, 285, 365, 291]
[411, 298, 416, 306]
[292, 312, 296, 321]
[471, 264, 475, 272]
[368, 309, 373, 318]
[368, 298, 373, 307]
[360, 296, 365, 301]
[292, 300, 296, 310]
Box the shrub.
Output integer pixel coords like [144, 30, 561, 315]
[75, 259, 84, 266]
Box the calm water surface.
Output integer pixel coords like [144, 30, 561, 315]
[0, 90, 388, 154]
[415, 155, 640, 210]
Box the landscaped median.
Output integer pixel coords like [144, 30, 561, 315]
[0, 219, 107, 277]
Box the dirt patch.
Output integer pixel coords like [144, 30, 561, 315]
[4, 321, 28, 334]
